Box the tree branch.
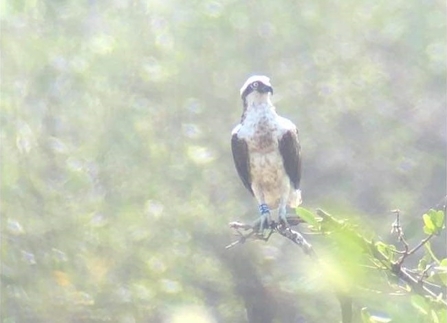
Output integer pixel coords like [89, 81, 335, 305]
[316, 208, 447, 306]
[227, 216, 351, 323]
[227, 217, 315, 258]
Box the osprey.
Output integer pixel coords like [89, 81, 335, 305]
[231, 75, 302, 231]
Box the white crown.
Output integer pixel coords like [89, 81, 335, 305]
[240, 75, 271, 96]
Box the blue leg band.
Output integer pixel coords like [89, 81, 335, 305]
[259, 203, 270, 215]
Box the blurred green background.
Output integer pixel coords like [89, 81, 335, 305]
[1, 0, 445, 322]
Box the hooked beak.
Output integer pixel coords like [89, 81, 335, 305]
[257, 83, 273, 94]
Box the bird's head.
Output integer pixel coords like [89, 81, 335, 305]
[240, 75, 273, 107]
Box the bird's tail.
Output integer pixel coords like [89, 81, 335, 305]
[289, 189, 302, 208]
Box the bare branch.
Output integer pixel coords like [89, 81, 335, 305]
[406, 234, 435, 257]
[226, 218, 315, 258]
[391, 209, 410, 262]
[276, 224, 317, 258]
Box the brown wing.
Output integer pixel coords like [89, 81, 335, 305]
[231, 132, 253, 195]
[279, 128, 301, 189]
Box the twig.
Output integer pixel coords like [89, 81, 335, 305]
[406, 234, 435, 257]
[226, 221, 270, 249]
[316, 208, 446, 306]
[391, 210, 410, 263]
[226, 218, 315, 258]
[397, 266, 447, 306]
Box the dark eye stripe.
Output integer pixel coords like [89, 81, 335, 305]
[251, 82, 259, 88]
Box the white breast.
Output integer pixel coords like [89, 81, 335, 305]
[234, 103, 296, 209]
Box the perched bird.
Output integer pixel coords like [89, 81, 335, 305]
[231, 75, 302, 231]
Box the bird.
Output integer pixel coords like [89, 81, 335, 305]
[231, 75, 302, 232]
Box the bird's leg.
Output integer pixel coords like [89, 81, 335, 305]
[254, 203, 271, 233]
[278, 203, 289, 228]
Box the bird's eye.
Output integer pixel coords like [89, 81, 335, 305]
[251, 82, 259, 89]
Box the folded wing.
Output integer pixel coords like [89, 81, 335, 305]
[231, 131, 254, 195]
[278, 129, 301, 189]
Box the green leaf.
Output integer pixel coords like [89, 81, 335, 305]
[431, 309, 440, 323]
[296, 207, 318, 228]
[433, 308, 447, 323]
[435, 258, 447, 286]
[423, 210, 445, 235]
[429, 209, 445, 230]
[424, 241, 441, 264]
[411, 295, 429, 315]
[423, 213, 436, 235]
[418, 254, 430, 271]
[375, 241, 394, 261]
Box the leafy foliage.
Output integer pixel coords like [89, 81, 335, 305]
[297, 208, 447, 323]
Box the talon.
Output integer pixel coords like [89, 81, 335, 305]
[279, 217, 289, 228]
[278, 207, 290, 228]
